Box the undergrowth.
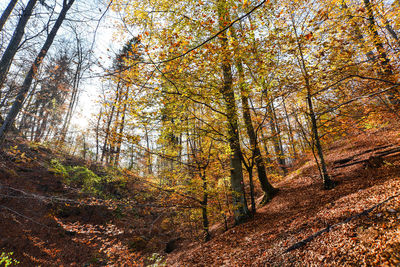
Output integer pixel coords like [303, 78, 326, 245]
[49, 159, 127, 198]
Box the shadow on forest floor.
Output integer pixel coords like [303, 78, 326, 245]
[166, 128, 400, 266]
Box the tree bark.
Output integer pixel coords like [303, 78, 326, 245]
[363, 0, 400, 106]
[236, 60, 277, 204]
[144, 124, 153, 174]
[0, 0, 19, 32]
[363, 0, 394, 78]
[384, 21, 400, 47]
[59, 38, 83, 143]
[217, 0, 250, 224]
[200, 170, 210, 241]
[260, 129, 274, 172]
[362, 0, 400, 108]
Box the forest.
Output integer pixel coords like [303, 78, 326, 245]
[0, 0, 400, 265]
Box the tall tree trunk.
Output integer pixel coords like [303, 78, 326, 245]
[144, 124, 153, 174]
[95, 107, 102, 162]
[200, 170, 210, 241]
[217, 0, 250, 224]
[114, 88, 129, 166]
[260, 129, 274, 172]
[34, 105, 47, 142]
[0, 0, 38, 90]
[341, 0, 375, 61]
[363, 0, 399, 108]
[101, 82, 120, 163]
[0, 0, 19, 32]
[291, 14, 335, 189]
[342, 0, 399, 105]
[0, 0, 75, 141]
[363, 0, 395, 78]
[236, 60, 277, 205]
[244, 165, 256, 214]
[109, 95, 123, 165]
[17, 79, 38, 133]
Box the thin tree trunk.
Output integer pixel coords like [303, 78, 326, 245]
[109, 95, 123, 165]
[384, 20, 400, 47]
[267, 101, 287, 176]
[282, 97, 297, 158]
[246, 166, 256, 214]
[17, 79, 38, 133]
[293, 113, 307, 154]
[34, 106, 47, 142]
[114, 88, 129, 166]
[260, 128, 274, 172]
[0, 0, 75, 141]
[95, 107, 102, 162]
[363, 0, 394, 77]
[200, 170, 210, 242]
[341, 0, 375, 61]
[291, 14, 335, 189]
[101, 82, 120, 163]
[144, 124, 153, 174]
[342, 0, 399, 105]
[59, 50, 82, 143]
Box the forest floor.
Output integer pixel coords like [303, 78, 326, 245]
[1, 127, 400, 266]
[0, 140, 156, 266]
[166, 127, 400, 266]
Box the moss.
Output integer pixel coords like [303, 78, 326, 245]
[49, 159, 68, 178]
[48, 159, 130, 198]
[49, 160, 103, 195]
[68, 166, 103, 194]
[0, 252, 19, 266]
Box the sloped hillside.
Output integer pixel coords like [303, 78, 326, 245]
[0, 138, 181, 266]
[166, 127, 400, 266]
[1, 128, 400, 266]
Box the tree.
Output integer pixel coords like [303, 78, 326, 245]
[0, 0, 76, 141]
[58, 28, 92, 144]
[0, 0, 38, 91]
[216, 0, 250, 223]
[230, 25, 278, 205]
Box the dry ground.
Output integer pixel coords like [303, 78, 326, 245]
[1, 128, 400, 266]
[166, 128, 400, 266]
